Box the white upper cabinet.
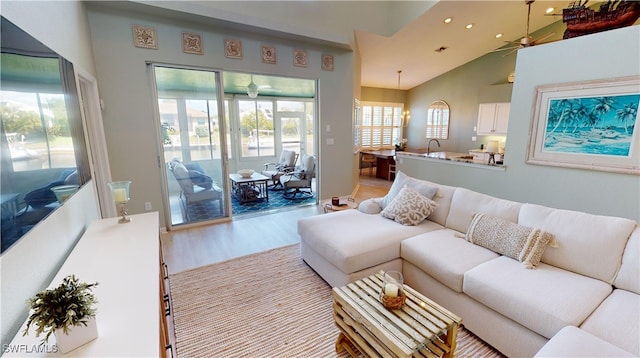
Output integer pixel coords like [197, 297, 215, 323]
[477, 102, 510, 135]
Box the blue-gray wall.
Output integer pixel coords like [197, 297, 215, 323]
[399, 25, 640, 221]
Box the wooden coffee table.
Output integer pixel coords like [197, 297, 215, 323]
[332, 271, 462, 358]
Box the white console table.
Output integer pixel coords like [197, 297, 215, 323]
[6, 212, 161, 357]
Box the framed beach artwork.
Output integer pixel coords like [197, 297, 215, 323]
[527, 76, 640, 175]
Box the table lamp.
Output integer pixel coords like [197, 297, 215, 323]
[108, 181, 131, 223]
[486, 141, 499, 165]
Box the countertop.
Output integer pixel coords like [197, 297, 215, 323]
[397, 151, 506, 170]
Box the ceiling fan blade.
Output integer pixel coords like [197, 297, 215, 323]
[501, 48, 519, 57]
[489, 46, 519, 53]
[531, 32, 556, 45]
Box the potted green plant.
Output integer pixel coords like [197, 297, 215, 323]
[23, 275, 99, 353]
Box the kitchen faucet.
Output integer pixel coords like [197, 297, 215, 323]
[427, 139, 441, 154]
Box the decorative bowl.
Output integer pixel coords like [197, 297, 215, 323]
[238, 169, 254, 178]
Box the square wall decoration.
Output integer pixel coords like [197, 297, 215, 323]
[182, 32, 203, 55]
[132, 25, 157, 49]
[294, 49, 308, 67]
[224, 39, 242, 59]
[261, 45, 277, 64]
[321, 54, 334, 71]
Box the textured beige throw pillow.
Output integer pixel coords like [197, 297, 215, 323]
[466, 213, 555, 269]
[381, 186, 438, 226]
[380, 171, 439, 210]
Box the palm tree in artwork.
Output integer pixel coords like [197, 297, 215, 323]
[569, 101, 589, 133]
[547, 98, 576, 135]
[616, 102, 638, 135]
[591, 97, 615, 129]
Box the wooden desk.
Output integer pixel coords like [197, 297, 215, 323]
[333, 271, 462, 358]
[6, 212, 162, 357]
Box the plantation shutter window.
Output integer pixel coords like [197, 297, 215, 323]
[358, 101, 403, 150]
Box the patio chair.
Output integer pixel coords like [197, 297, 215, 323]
[280, 154, 315, 199]
[168, 158, 223, 220]
[261, 149, 298, 189]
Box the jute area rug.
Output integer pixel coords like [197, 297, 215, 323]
[169, 244, 504, 357]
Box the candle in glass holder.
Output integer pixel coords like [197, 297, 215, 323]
[384, 283, 399, 298]
[113, 188, 127, 203]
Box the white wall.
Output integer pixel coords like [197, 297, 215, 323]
[0, 1, 101, 346]
[400, 26, 640, 221]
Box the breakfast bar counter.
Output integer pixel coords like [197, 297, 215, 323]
[397, 151, 506, 171]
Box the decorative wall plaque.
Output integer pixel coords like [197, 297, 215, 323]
[182, 32, 203, 55]
[261, 45, 277, 64]
[132, 25, 157, 49]
[294, 49, 308, 67]
[224, 39, 242, 59]
[321, 54, 334, 71]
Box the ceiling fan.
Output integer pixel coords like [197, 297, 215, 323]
[492, 0, 555, 57]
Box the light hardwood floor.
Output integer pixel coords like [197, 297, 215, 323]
[161, 173, 391, 274]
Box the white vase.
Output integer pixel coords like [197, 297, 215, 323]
[54, 316, 99, 354]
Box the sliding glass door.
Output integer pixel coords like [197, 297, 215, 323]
[151, 65, 229, 227]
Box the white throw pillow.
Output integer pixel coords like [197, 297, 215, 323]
[358, 198, 383, 214]
[381, 186, 438, 226]
[380, 171, 439, 209]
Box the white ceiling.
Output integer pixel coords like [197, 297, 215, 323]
[123, 1, 611, 90]
[357, 0, 569, 89]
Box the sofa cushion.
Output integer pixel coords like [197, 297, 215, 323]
[580, 289, 639, 356]
[380, 171, 439, 209]
[298, 209, 444, 274]
[446, 187, 522, 234]
[401, 229, 499, 292]
[519, 203, 637, 284]
[466, 213, 554, 268]
[381, 186, 438, 226]
[534, 326, 636, 357]
[188, 170, 213, 189]
[614, 226, 639, 294]
[170, 160, 194, 194]
[463, 256, 612, 339]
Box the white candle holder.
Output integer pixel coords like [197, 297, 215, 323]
[380, 270, 406, 309]
[108, 181, 131, 224]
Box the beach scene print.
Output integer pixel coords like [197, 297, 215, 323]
[543, 93, 639, 157]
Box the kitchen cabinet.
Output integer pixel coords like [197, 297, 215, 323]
[477, 102, 510, 135]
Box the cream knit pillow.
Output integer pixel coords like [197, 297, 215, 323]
[466, 213, 556, 269]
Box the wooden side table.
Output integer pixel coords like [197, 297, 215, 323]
[321, 196, 357, 213]
[332, 271, 462, 358]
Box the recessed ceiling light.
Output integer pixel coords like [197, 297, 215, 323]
[444, 17, 453, 24]
[545, 7, 555, 14]
[495, 33, 503, 38]
[465, 23, 474, 29]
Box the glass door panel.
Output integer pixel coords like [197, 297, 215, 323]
[277, 112, 304, 156]
[153, 66, 229, 227]
[238, 100, 274, 158]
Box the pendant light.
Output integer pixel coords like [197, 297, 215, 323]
[247, 75, 258, 98]
[396, 70, 402, 106]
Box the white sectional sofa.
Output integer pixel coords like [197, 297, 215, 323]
[298, 172, 639, 357]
